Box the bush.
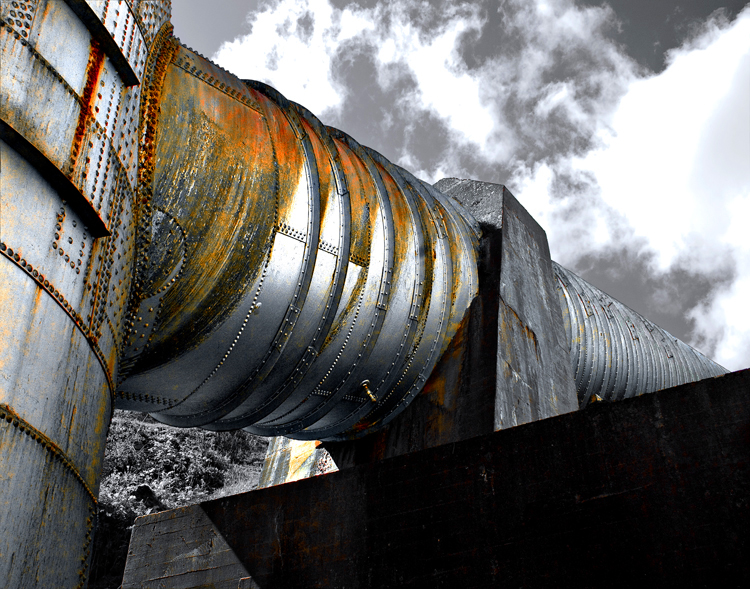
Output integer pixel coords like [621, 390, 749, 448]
[88, 410, 269, 589]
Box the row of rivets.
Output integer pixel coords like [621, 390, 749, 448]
[178, 241, 273, 408]
[0, 19, 81, 104]
[114, 389, 174, 407]
[172, 49, 261, 112]
[277, 222, 307, 243]
[0, 0, 36, 38]
[0, 402, 98, 508]
[315, 268, 368, 393]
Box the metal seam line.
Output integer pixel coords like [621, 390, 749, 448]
[0, 245, 116, 400]
[0, 403, 99, 508]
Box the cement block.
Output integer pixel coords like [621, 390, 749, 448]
[436, 178, 578, 428]
[324, 180, 578, 468]
[123, 369, 750, 588]
[122, 504, 253, 589]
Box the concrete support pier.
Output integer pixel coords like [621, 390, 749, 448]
[123, 369, 750, 588]
[260, 181, 578, 477]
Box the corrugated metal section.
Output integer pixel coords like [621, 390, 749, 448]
[552, 262, 727, 405]
[115, 41, 480, 441]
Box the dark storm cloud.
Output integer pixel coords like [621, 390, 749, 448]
[580, 0, 750, 72]
[296, 11, 316, 43]
[397, 110, 454, 174]
[171, 0, 258, 57]
[575, 249, 736, 344]
[327, 41, 417, 154]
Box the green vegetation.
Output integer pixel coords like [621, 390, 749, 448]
[88, 410, 268, 589]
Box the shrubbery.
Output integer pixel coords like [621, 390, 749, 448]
[88, 410, 269, 588]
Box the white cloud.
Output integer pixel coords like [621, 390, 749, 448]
[570, 9, 750, 273]
[214, 1, 505, 170]
[213, 0, 359, 116]
[690, 192, 750, 370]
[213, 0, 632, 173]
[377, 14, 495, 150]
[372, 0, 637, 182]
[554, 7, 750, 369]
[212, 0, 750, 370]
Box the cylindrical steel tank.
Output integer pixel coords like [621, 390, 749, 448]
[1, 1, 169, 586]
[553, 262, 726, 404]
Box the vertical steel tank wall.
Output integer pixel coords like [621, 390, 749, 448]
[552, 262, 727, 405]
[0, 1, 169, 587]
[114, 40, 480, 441]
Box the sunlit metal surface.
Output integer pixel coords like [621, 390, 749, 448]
[0, 2, 169, 586]
[553, 262, 727, 405]
[115, 40, 480, 441]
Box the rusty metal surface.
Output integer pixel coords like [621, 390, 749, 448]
[0, 405, 98, 588]
[115, 40, 480, 440]
[552, 262, 727, 405]
[0, 1, 165, 586]
[1, 0, 143, 234]
[257, 437, 338, 489]
[64, 0, 146, 87]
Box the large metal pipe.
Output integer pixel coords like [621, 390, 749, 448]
[0, 1, 728, 586]
[113, 35, 480, 440]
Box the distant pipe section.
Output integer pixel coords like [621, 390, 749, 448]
[553, 262, 727, 405]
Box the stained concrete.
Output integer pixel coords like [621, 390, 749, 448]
[123, 369, 750, 588]
[122, 504, 252, 589]
[437, 178, 578, 428]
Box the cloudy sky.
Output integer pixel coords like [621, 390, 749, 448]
[171, 0, 750, 372]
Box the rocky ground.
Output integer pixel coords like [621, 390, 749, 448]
[87, 410, 269, 589]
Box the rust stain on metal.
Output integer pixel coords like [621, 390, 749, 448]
[423, 309, 471, 436]
[115, 38, 480, 437]
[68, 38, 105, 176]
[134, 22, 177, 239]
[0, 245, 116, 396]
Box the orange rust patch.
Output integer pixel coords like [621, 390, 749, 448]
[68, 39, 105, 176]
